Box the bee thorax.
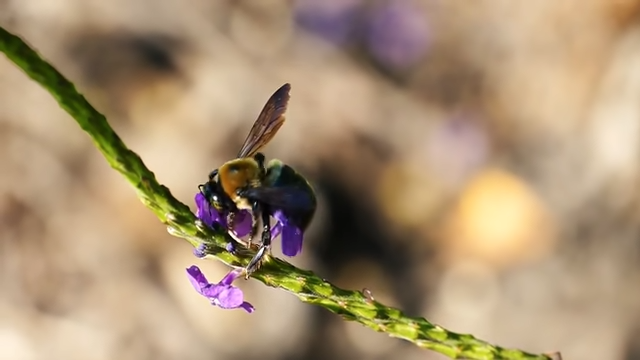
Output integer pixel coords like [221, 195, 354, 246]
[234, 196, 252, 210]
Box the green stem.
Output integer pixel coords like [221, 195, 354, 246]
[0, 26, 554, 360]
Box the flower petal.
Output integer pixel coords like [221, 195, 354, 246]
[225, 242, 237, 254]
[219, 268, 243, 286]
[272, 210, 304, 257]
[272, 209, 288, 224]
[215, 286, 245, 309]
[186, 267, 255, 313]
[200, 283, 225, 299]
[271, 222, 283, 241]
[239, 302, 255, 313]
[195, 193, 224, 228]
[186, 265, 209, 296]
[193, 243, 207, 258]
[231, 210, 253, 238]
[281, 223, 304, 257]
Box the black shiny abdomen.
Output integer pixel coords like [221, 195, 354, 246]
[266, 161, 317, 231]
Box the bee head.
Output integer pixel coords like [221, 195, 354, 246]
[199, 179, 226, 212]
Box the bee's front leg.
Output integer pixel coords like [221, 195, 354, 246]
[260, 205, 271, 249]
[225, 210, 249, 246]
[246, 205, 272, 277]
[247, 201, 261, 248]
[226, 211, 236, 232]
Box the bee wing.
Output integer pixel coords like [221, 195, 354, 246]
[241, 186, 315, 211]
[237, 83, 291, 159]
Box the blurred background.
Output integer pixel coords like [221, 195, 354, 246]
[2, 1, 640, 359]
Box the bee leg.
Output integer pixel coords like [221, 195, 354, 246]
[246, 206, 272, 276]
[226, 211, 236, 232]
[225, 211, 247, 246]
[246, 202, 261, 248]
[260, 205, 272, 250]
[226, 229, 247, 247]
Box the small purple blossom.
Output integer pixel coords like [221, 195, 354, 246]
[366, 0, 431, 69]
[272, 210, 304, 257]
[294, 0, 363, 46]
[195, 192, 307, 258]
[426, 116, 489, 186]
[186, 265, 254, 313]
[195, 192, 252, 238]
[193, 243, 207, 258]
[225, 242, 237, 254]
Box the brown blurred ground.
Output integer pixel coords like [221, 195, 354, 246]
[2, 1, 640, 359]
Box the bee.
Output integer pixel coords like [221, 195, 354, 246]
[199, 83, 317, 275]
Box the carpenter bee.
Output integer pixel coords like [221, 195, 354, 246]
[199, 83, 317, 275]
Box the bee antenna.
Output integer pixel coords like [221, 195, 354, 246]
[198, 184, 205, 194]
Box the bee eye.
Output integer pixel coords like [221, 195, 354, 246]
[210, 194, 224, 211]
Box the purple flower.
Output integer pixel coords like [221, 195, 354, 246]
[294, 0, 363, 46]
[193, 243, 207, 258]
[195, 192, 306, 258]
[366, 0, 431, 69]
[186, 265, 254, 313]
[426, 116, 489, 186]
[195, 192, 252, 238]
[272, 210, 304, 257]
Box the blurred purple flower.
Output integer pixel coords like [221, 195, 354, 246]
[427, 116, 489, 185]
[195, 192, 252, 238]
[294, 0, 363, 46]
[186, 265, 254, 313]
[366, 0, 430, 69]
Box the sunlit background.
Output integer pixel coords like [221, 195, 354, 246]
[2, 1, 640, 359]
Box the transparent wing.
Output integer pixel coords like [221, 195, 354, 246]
[236, 83, 291, 159]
